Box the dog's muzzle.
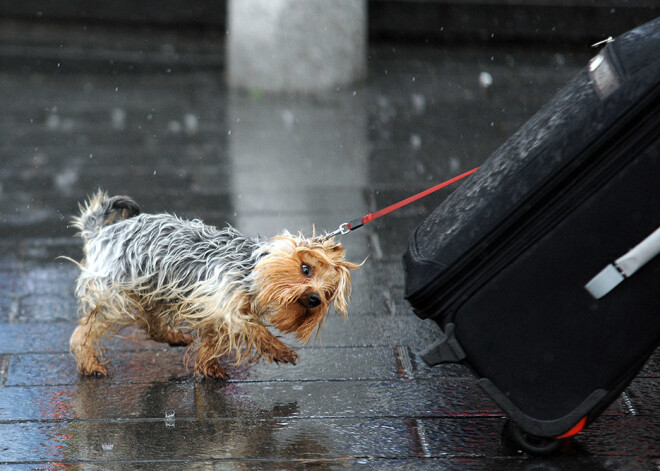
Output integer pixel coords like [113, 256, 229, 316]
[301, 292, 322, 309]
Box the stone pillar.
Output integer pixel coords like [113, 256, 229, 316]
[227, 0, 367, 93]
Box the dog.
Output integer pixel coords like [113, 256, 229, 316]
[68, 191, 360, 379]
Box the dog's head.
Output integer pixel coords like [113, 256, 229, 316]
[253, 234, 361, 343]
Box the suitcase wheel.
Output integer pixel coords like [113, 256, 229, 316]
[504, 420, 563, 455]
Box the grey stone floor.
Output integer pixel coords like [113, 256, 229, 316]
[0, 30, 658, 469]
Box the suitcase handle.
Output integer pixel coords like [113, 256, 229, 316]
[585, 226, 660, 299]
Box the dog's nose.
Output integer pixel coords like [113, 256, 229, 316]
[308, 293, 322, 308]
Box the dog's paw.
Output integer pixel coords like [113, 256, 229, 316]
[273, 348, 299, 365]
[198, 362, 228, 380]
[83, 364, 108, 379]
[77, 358, 108, 379]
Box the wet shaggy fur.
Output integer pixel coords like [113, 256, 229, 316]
[68, 191, 360, 379]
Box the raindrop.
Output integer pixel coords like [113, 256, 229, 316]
[183, 113, 199, 134]
[281, 109, 295, 130]
[478, 72, 493, 89]
[45, 114, 60, 130]
[111, 108, 127, 129]
[168, 120, 182, 134]
[101, 443, 114, 452]
[54, 168, 79, 191]
[411, 94, 426, 114]
[410, 134, 422, 150]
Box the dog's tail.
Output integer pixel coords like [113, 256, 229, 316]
[72, 190, 140, 240]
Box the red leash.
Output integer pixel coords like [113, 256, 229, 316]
[324, 167, 479, 238]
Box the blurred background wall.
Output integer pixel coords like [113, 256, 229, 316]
[1, 0, 658, 44]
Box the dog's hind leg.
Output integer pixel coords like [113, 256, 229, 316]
[69, 309, 109, 378]
[155, 326, 194, 347]
[136, 304, 194, 347]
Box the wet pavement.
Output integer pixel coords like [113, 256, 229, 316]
[1, 24, 659, 469]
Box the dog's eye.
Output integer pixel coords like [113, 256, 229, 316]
[301, 264, 312, 277]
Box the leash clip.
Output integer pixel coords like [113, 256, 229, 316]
[323, 222, 351, 240]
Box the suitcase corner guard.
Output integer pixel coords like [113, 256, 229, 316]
[420, 323, 467, 366]
[478, 378, 608, 438]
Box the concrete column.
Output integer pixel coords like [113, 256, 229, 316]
[227, 0, 367, 93]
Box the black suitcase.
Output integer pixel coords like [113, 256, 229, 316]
[404, 18, 660, 454]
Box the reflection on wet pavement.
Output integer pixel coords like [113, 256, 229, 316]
[0, 35, 658, 469]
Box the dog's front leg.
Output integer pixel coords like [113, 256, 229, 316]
[251, 324, 299, 365]
[193, 327, 230, 380]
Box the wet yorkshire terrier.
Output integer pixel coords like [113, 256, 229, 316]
[68, 191, 360, 379]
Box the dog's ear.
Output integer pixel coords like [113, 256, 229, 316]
[319, 239, 364, 317]
[331, 259, 362, 318]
